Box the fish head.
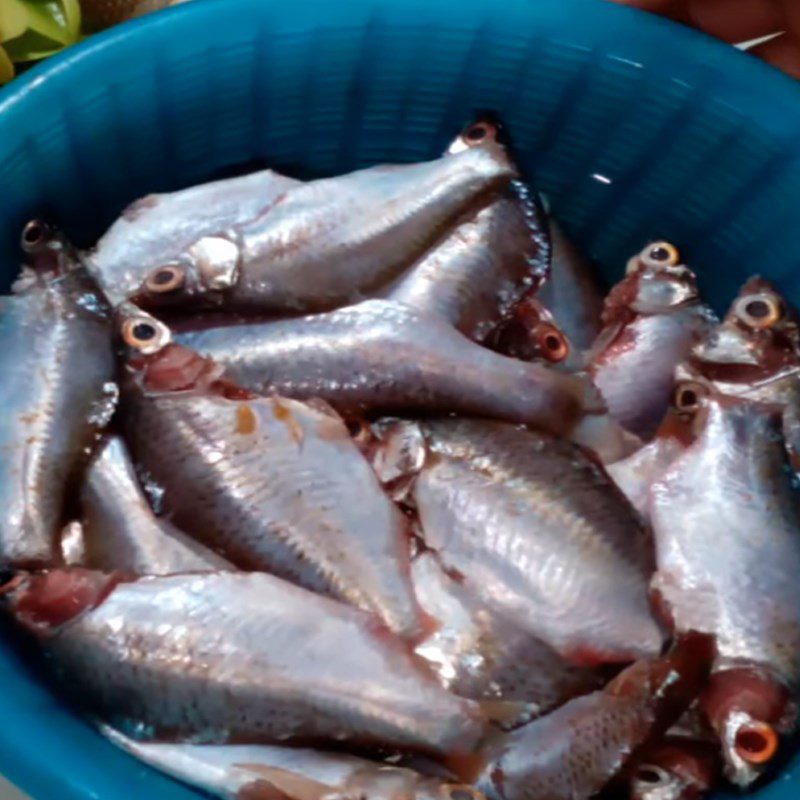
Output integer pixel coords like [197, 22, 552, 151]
[19, 219, 67, 267]
[0, 568, 128, 637]
[101, 234, 241, 309]
[630, 764, 693, 800]
[658, 377, 716, 445]
[446, 117, 505, 156]
[666, 380, 787, 471]
[629, 740, 718, 800]
[626, 240, 682, 275]
[117, 303, 228, 395]
[700, 668, 794, 788]
[593, 243, 703, 359]
[444, 117, 517, 177]
[13, 220, 83, 292]
[487, 295, 580, 371]
[617, 242, 700, 318]
[689, 278, 800, 380]
[726, 277, 799, 342]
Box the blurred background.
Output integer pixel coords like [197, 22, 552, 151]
[0, 0, 192, 84]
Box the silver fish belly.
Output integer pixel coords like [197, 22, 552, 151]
[4, 570, 485, 756]
[411, 418, 661, 667]
[102, 727, 486, 800]
[222, 145, 516, 312]
[0, 269, 115, 566]
[80, 436, 233, 574]
[384, 183, 549, 341]
[122, 385, 423, 639]
[412, 551, 602, 715]
[650, 396, 800, 689]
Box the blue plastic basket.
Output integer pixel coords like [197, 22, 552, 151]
[1, 0, 800, 797]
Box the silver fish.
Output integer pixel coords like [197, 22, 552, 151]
[122, 144, 515, 312]
[411, 418, 661, 667]
[383, 186, 546, 341]
[606, 403, 698, 521]
[18, 219, 79, 278]
[176, 299, 603, 441]
[625, 737, 719, 800]
[382, 120, 549, 341]
[537, 219, 604, 351]
[680, 277, 800, 470]
[476, 635, 713, 800]
[412, 551, 602, 718]
[2, 569, 485, 757]
[102, 726, 486, 800]
[606, 437, 685, 522]
[650, 392, 800, 785]
[587, 242, 715, 439]
[88, 169, 301, 305]
[120, 321, 424, 640]
[79, 436, 233, 575]
[0, 255, 115, 566]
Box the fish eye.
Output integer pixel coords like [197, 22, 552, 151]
[121, 316, 170, 353]
[20, 220, 49, 252]
[734, 722, 779, 765]
[145, 264, 186, 293]
[635, 765, 670, 785]
[640, 241, 681, 269]
[537, 325, 570, 363]
[734, 293, 783, 329]
[673, 381, 707, 414]
[462, 120, 498, 146]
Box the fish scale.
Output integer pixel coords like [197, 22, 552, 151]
[100, 728, 486, 800]
[79, 436, 233, 575]
[412, 418, 661, 668]
[0, 268, 114, 566]
[383, 185, 549, 341]
[176, 299, 598, 440]
[122, 383, 424, 640]
[476, 636, 713, 800]
[651, 397, 800, 689]
[5, 570, 484, 756]
[411, 551, 603, 715]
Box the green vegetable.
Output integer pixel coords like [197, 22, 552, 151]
[0, 0, 82, 84]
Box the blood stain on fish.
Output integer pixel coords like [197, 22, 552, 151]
[236, 405, 258, 435]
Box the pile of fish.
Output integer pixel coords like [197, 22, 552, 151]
[1, 118, 798, 800]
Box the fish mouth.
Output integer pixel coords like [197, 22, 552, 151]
[691, 325, 762, 367]
[722, 711, 779, 787]
[630, 763, 684, 800]
[0, 570, 26, 597]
